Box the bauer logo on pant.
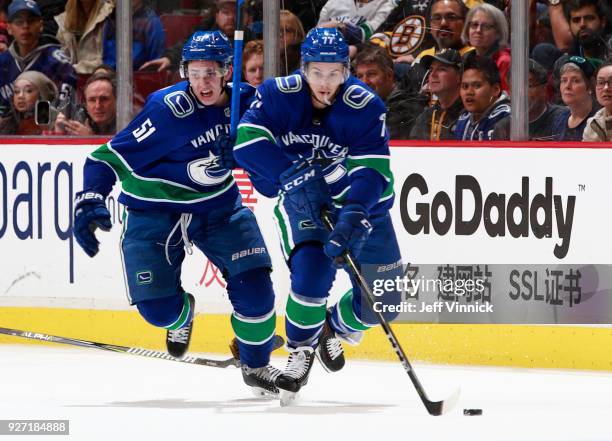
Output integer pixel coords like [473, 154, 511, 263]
[231, 247, 267, 261]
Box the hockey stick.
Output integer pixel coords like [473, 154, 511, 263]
[321, 210, 459, 416]
[229, 0, 245, 137]
[0, 326, 284, 369]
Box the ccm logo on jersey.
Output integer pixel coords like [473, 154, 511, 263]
[232, 247, 267, 261]
[282, 169, 316, 191]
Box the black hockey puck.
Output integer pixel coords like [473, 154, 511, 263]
[463, 408, 483, 416]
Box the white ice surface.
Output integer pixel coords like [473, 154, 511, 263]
[1, 344, 611, 441]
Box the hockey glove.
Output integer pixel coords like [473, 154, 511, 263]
[324, 203, 373, 267]
[212, 133, 237, 169]
[73, 191, 112, 257]
[279, 161, 331, 228]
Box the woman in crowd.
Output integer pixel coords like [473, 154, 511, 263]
[583, 60, 612, 142]
[455, 54, 511, 140]
[551, 57, 598, 141]
[279, 10, 305, 75]
[280, 9, 305, 49]
[462, 3, 511, 92]
[0, 71, 58, 135]
[55, 0, 115, 74]
[242, 40, 264, 87]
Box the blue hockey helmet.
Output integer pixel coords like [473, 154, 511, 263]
[180, 30, 233, 78]
[300, 28, 350, 78]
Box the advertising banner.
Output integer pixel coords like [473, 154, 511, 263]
[1, 143, 610, 320]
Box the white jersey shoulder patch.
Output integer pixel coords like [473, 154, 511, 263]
[163, 90, 195, 118]
[275, 75, 302, 93]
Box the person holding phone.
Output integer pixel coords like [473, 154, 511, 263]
[0, 0, 77, 118]
[0, 70, 57, 135]
[53, 71, 116, 136]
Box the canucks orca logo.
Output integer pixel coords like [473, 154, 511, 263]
[187, 152, 231, 186]
[307, 148, 347, 184]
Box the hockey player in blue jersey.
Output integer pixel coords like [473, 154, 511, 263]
[231, 28, 403, 400]
[72, 31, 282, 396]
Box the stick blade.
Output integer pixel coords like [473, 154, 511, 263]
[425, 387, 461, 416]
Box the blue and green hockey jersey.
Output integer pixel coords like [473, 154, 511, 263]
[82, 81, 255, 213]
[234, 74, 394, 215]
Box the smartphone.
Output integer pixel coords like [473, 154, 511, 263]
[35, 100, 50, 125]
[73, 106, 89, 124]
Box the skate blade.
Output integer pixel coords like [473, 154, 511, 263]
[280, 390, 299, 407]
[314, 350, 344, 374]
[251, 387, 279, 399]
[314, 351, 332, 373]
[315, 351, 339, 374]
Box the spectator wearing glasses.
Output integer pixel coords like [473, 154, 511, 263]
[409, 0, 473, 97]
[462, 3, 511, 92]
[280, 9, 305, 48]
[279, 10, 305, 75]
[0, 0, 77, 117]
[583, 60, 612, 141]
[414, 0, 473, 64]
[410, 48, 464, 140]
[455, 53, 510, 140]
[552, 56, 599, 140]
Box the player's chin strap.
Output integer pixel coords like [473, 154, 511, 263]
[164, 213, 194, 264]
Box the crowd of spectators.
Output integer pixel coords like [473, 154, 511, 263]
[0, 0, 154, 135]
[0, 0, 611, 142]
